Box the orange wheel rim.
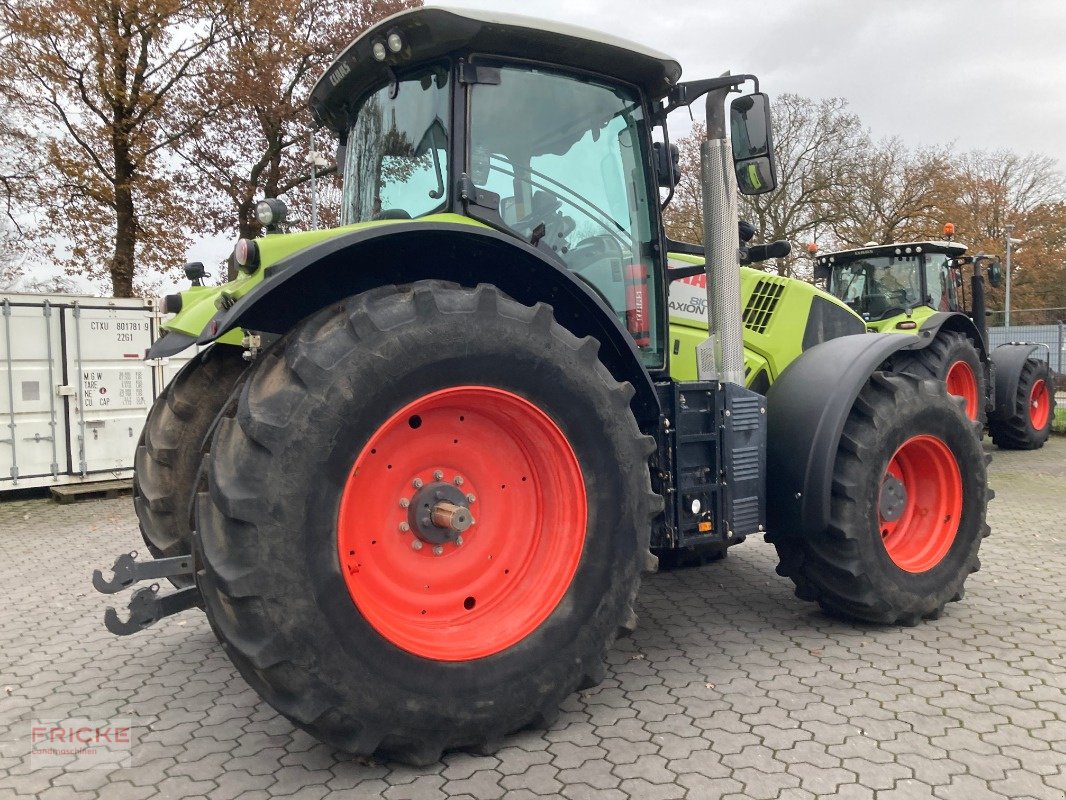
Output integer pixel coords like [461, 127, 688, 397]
[878, 435, 962, 573]
[337, 386, 586, 661]
[944, 360, 979, 420]
[1029, 379, 1051, 430]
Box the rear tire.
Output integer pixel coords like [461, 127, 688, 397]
[195, 282, 659, 763]
[770, 373, 990, 625]
[134, 345, 246, 585]
[989, 357, 1055, 450]
[888, 330, 986, 424]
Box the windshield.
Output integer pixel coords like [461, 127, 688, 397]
[468, 64, 662, 366]
[828, 255, 923, 320]
[341, 65, 450, 224]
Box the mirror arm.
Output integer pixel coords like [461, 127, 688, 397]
[665, 74, 757, 116]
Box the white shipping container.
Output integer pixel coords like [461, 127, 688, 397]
[0, 292, 194, 493]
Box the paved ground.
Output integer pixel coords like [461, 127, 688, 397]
[0, 437, 1064, 800]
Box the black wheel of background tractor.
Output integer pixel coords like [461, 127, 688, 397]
[195, 281, 660, 764]
[769, 373, 990, 625]
[134, 344, 247, 586]
[888, 330, 986, 424]
[988, 357, 1056, 450]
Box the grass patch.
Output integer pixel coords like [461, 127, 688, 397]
[1054, 406, 1066, 435]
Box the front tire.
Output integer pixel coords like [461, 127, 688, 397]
[770, 373, 990, 625]
[195, 282, 659, 763]
[989, 357, 1056, 450]
[888, 330, 986, 423]
[133, 344, 246, 584]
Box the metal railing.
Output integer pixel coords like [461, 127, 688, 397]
[987, 322, 1064, 374]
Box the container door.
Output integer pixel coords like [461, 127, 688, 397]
[0, 300, 67, 485]
[64, 303, 155, 475]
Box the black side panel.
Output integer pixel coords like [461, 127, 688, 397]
[721, 383, 767, 539]
[801, 295, 866, 351]
[198, 223, 660, 423]
[989, 343, 1041, 421]
[766, 332, 920, 538]
[650, 381, 765, 550]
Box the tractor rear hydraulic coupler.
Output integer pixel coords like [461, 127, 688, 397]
[93, 551, 199, 635]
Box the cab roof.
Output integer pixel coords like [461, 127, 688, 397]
[817, 241, 967, 266]
[309, 6, 683, 132]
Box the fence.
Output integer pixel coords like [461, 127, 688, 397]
[986, 323, 1064, 375]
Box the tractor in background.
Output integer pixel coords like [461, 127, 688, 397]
[815, 226, 1056, 449]
[95, 7, 991, 764]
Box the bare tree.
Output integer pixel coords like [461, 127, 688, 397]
[829, 138, 950, 247]
[0, 0, 233, 296]
[176, 0, 418, 279]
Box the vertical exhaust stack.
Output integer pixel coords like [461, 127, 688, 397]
[697, 79, 745, 386]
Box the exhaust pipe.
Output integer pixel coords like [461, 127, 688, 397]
[697, 77, 745, 386]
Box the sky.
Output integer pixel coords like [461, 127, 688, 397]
[17, 0, 1065, 294]
[432, 0, 1066, 164]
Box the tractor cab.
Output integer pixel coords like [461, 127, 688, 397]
[818, 241, 967, 326]
[315, 8, 682, 367]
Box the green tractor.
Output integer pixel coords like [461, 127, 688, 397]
[814, 231, 1056, 449]
[95, 7, 990, 764]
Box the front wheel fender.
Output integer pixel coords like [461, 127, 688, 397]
[765, 332, 926, 538]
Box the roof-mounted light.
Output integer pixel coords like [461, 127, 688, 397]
[387, 30, 404, 54]
[256, 198, 287, 230]
[371, 39, 387, 61]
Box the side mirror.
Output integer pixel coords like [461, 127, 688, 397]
[653, 142, 681, 188]
[730, 93, 777, 195]
[986, 260, 1003, 289]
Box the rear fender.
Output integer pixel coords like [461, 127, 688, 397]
[189, 222, 661, 423]
[765, 332, 927, 538]
[918, 311, 988, 361]
[989, 342, 1044, 421]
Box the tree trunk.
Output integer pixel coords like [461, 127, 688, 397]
[111, 181, 136, 297]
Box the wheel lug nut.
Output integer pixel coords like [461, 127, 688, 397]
[454, 476, 464, 486]
[432, 545, 444, 556]
[399, 522, 410, 532]
[411, 540, 423, 551]
[466, 494, 476, 503]
[455, 536, 463, 547]
[433, 470, 443, 481]
[399, 498, 410, 509]
[413, 477, 423, 489]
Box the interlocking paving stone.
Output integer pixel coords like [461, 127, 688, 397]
[0, 437, 1064, 798]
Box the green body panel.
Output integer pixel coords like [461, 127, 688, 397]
[862, 305, 936, 335]
[667, 253, 862, 387]
[163, 213, 486, 339]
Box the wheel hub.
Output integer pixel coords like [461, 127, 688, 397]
[406, 480, 474, 545]
[879, 475, 907, 522]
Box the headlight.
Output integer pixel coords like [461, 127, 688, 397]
[234, 238, 260, 273]
[256, 198, 287, 228]
[371, 39, 387, 61]
[386, 30, 404, 53]
[157, 294, 182, 314]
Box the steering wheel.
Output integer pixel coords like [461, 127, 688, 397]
[512, 190, 563, 236]
[568, 234, 624, 270]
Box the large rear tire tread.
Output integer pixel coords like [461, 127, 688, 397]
[770, 372, 990, 625]
[133, 345, 247, 582]
[988, 357, 1056, 450]
[887, 330, 986, 425]
[195, 282, 661, 764]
